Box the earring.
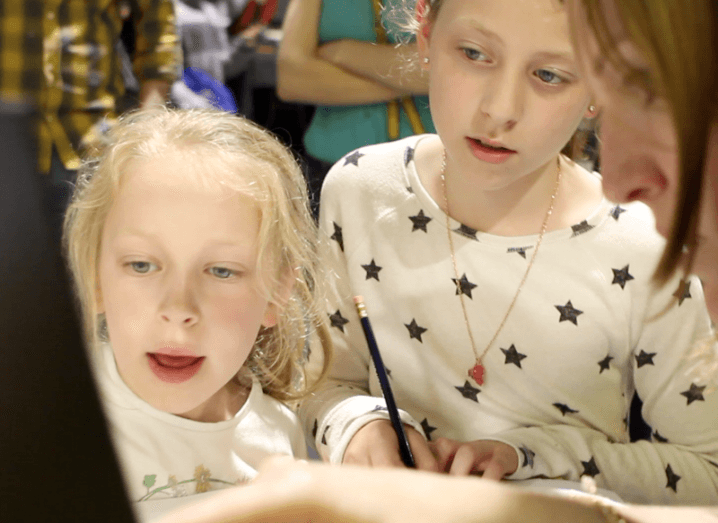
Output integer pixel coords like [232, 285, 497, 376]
[588, 105, 596, 114]
[423, 57, 430, 64]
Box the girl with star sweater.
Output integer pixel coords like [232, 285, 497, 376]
[298, 0, 718, 505]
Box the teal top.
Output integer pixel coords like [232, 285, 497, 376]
[303, 0, 435, 163]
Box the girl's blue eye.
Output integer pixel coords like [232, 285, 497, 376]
[462, 48, 488, 62]
[129, 261, 155, 274]
[535, 69, 563, 85]
[210, 267, 235, 279]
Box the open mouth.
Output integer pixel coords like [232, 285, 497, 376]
[473, 138, 515, 152]
[147, 353, 205, 383]
[467, 138, 517, 164]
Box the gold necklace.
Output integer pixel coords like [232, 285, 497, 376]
[440, 152, 561, 386]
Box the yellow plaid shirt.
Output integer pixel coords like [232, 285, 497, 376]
[0, 0, 181, 172]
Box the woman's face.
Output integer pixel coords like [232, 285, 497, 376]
[568, 0, 718, 319]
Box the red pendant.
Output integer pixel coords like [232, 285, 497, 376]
[469, 362, 485, 385]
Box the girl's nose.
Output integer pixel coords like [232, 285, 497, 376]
[599, 116, 669, 205]
[159, 279, 199, 327]
[479, 69, 522, 131]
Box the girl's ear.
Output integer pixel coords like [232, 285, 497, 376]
[261, 267, 298, 328]
[416, 0, 432, 69]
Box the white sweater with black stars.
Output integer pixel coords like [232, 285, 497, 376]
[299, 134, 718, 505]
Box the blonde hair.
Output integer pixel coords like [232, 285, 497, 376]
[576, 0, 718, 284]
[64, 106, 332, 401]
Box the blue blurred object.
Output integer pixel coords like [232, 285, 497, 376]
[182, 67, 238, 112]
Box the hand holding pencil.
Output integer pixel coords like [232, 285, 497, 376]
[353, 296, 415, 467]
[347, 296, 444, 471]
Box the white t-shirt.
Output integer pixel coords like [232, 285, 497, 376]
[94, 342, 306, 504]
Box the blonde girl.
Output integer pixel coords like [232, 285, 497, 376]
[63, 107, 331, 503]
[299, 0, 718, 505]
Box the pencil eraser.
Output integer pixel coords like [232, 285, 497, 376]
[353, 295, 364, 304]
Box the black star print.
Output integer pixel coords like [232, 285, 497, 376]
[454, 224, 478, 240]
[329, 310, 349, 332]
[312, 419, 318, 439]
[321, 424, 331, 445]
[405, 319, 428, 342]
[680, 383, 706, 405]
[406, 185, 414, 194]
[404, 146, 415, 166]
[421, 418, 437, 441]
[553, 402, 579, 416]
[598, 355, 613, 374]
[501, 344, 527, 368]
[455, 380, 481, 402]
[581, 457, 600, 477]
[555, 300, 583, 325]
[611, 265, 635, 289]
[609, 205, 626, 221]
[343, 150, 364, 166]
[673, 280, 692, 305]
[665, 464, 681, 492]
[362, 259, 382, 281]
[635, 350, 656, 368]
[571, 220, 595, 237]
[507, 246, 532, 259]
[519, 445, 535, 468]
[409, 209, 432, 232]
[653, 430, 668, 443]
[452, 273, 477, 299]
[331, 222, 344, 252]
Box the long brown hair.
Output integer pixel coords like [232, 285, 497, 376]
[577, 0, 718, 283]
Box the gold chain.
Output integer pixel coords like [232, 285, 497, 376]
[440, 151, 562, 385]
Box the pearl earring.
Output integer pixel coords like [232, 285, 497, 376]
[423, 57, 430, 64]
[588, 105, 596, 113]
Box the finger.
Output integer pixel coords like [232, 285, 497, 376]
[478, 456, 507, 481]
[448, 445, 478, 476]
[407, 430, 439, 472]
[428, 438, 457, 472]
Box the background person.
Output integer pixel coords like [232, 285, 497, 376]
[0, 0, 182, 243]
[276, 0, 435, 215]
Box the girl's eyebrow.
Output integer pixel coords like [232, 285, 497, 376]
[458, 19, 574, 63]
[533, 50, 576, 64]
[112, 229, 158, 241]
[457, 19, 504, 46]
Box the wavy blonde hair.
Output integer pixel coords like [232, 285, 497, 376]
[64, 106, 332, 401]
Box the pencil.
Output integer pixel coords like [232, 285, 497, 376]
[353, 296, 416, 468]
